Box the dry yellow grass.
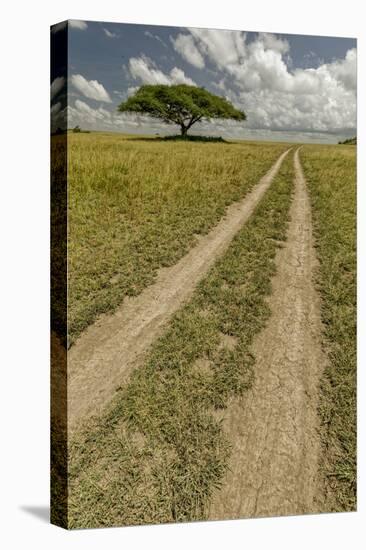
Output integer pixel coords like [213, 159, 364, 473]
[67, 132, 289, 342]
[301, 144, 356, 511]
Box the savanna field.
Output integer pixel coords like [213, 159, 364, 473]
[67, 133, 289, 342]
[51, 132, 356, 527]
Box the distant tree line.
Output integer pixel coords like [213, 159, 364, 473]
[338, 137, 357, 145]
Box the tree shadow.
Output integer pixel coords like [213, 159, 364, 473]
[125, 135, 231, 144]
[20, 505, 50, 523]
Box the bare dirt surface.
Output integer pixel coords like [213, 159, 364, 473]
[208, 148, 328, 520]
[68, 149, 290, 431]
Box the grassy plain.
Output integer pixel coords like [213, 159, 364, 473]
[301, 145, 356, 511]
[67, 133, 289, 343]
[67, 149, 294, 528]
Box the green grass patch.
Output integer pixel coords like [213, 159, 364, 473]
[301, 145, 356, 511]
[67, 150, 294, 529]
[67, 134, 289, 344]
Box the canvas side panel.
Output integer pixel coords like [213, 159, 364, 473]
[50, 20, 68, 529]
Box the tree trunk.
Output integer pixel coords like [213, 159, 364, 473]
[180, 125, 188, 137]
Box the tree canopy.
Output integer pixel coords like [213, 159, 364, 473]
[118, 84, 246, 136]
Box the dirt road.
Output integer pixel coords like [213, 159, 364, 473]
[68, 149, 290, 430]
[209, 148, 327, 519]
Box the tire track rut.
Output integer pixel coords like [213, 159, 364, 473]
[209, 148, 327, 519]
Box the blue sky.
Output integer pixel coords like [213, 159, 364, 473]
[51, 20, 357, 143]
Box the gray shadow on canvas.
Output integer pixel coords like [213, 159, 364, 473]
[20, 505, 49, 523]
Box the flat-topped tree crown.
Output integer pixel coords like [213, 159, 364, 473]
[118, 84, 246, 136]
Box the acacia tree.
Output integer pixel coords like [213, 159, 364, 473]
[118, 84, 246, 136]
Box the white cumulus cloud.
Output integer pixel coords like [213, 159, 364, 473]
[71, 100, 109, 123]
[323, 48, 357, 91]
[70, 74, 112, 103]
[128, 56, 196, 86]
[51, 76, 65, 100]
[67, 99, 170, 133]
[127, 86, 139, 96]
[189, 28, 247, 67]
[169, 67, 196, 85]
[69, 20, 88, 30]
[259, 33, 290, 54]
[51, 102, 62, 116]
[181, 29, 356, 134]
[171, 34, 205, 68]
